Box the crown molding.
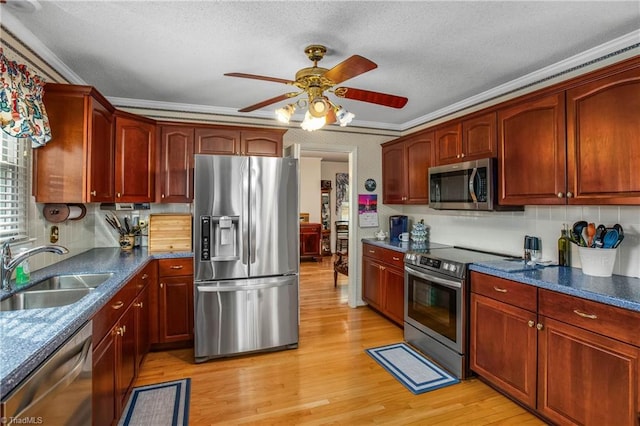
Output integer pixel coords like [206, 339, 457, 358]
[401, 30, 640, 131]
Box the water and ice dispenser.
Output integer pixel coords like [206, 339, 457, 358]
[200, 215, 239, 261]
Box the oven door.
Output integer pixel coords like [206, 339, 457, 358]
[404, 264, 464, 354]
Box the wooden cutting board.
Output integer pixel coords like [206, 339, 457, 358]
[148, 214, 192, 252]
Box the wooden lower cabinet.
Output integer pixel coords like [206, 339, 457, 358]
[92, 266, 154, 426]
[300, 223, 322, 259]
[538, 316, 640, 426]
[470, 271, 640, 425]
[362, 243, 404, 326]
[151, 258, 194, 344]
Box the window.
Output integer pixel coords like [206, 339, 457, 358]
[0, 132, 31, 242]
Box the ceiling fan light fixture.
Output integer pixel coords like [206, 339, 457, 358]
[335, 106, 355, 127]
[275, 104, 295, 123]
[308, 96, 330, 118]
[300, 110, 326, 132]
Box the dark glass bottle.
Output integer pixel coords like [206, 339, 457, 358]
[558, 227, 570, 266]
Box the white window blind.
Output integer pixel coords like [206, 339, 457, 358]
[0, 132, 30, 242]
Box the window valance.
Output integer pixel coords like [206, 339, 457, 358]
[0, 48, 51, 147]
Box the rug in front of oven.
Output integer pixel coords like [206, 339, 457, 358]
[366, 343, 459, 394]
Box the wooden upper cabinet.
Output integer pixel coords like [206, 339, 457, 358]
[434, 122, 462, 165]
[114, 113, 156, 202]
[158, 125, 194, 203]
[462, 112, 497, 160]
[566, 65, 640, 204]
[195, 127, 284, 157]
[241, 129, 285, 157]
[195, 127, 239, 155]
[498, 92, 566, 205]
[382, 131, 433, 204]
[35, 84, 115, 203]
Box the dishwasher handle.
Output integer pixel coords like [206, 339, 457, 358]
[12, 332, 92, 419]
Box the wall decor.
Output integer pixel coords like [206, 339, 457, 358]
[364, 178, 376, 192]
[335, 172, 349, 216]
[358, 194, 378, 227]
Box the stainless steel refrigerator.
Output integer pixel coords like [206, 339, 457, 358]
[193, 155, 299, 362]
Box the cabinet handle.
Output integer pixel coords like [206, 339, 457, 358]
[392, 256, 400, 261]
[536, 323, 544, 330]
[368, 250, 375, 254]
[117, 192, 121, 198]
[380, 266, 386, 271]
[116, 326, 124, 336]
[528, 320, 535, 328]
[134, 302, 144, 308]
[112, 301, 124, 310]
[90, 190, 97, 196]
[573, 309, 597, 320]
[460, 153, 465, 158]
[170, 265, 184, 270]
[160, 282, 164, 288]
[122, 325, 126, 334]
[493, 286, 508, 293]
[141, 273, 149, 280]
[557, 192, 564, 198]
[566, 192, 573, 198]
[456, 154, 460, 159]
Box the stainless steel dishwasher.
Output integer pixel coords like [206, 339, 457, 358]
[1, 321, 92, 425]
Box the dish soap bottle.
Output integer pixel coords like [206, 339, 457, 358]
[15, 248, 31, 287]
[558, 225, 570, 267]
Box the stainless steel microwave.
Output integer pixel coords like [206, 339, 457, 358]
[429, 158, 520, 211]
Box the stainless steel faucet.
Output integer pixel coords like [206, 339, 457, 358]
[1, 239, 69, 291]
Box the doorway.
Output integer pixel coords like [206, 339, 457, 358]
[286, 142, 358, 308]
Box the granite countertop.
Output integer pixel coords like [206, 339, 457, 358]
[361, 238, 451, 252]
[470, 261, 640, 313]
[361, 238, 640, 313]
[0, 247, 192, 400]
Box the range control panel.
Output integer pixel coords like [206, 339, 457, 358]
[404, 252, 464, 279]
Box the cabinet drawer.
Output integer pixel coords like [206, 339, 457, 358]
[158, 258, 193, 276]
[362, 244, 404, 269]
[470, 272, 537, 312]
[93, 278, 137, 346]
[539, 289, 640, 347]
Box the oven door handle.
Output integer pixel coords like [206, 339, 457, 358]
[405, 266, 462, 289]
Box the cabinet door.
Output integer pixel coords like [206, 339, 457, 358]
[382, 266, 405, 326]
[405, 132, 433, 204]
[117, 304, 137, 411]
[92, 330, 117, 426]
[159, 276, 194, 343]
[158, 125, 194, 203]
[538, 316, 640, 426]
[566, 66, 640, 204]
[498, 93, 566, 205]
[88, 98, 115, 202]
[195, 127, 240, 155]
[362, 257, 383, 310]
[470, 293, 537, 408]
[115, 116, 156, 202]
[134, 284, 150, 370]
[241, 129, 283, 157]
[381, 141, 406, 204]
[462, 112, 496, 161]
[435, 122, 462, 165]
[300, 225, 321, 257]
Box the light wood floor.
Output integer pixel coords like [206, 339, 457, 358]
[136, 256, 546, 425]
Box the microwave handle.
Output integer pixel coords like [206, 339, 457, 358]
[468, 168, 478, 203]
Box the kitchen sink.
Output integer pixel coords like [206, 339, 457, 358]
[0, 272, 114, 311]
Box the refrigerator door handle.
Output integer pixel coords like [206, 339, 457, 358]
[196, 278, 296, 292]
[241, 161, 249, 266]
[249, 160, 257, 265]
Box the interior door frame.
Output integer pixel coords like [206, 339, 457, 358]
[287, 142, 358, 308]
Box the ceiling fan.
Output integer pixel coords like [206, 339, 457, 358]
[224, 44, 408, 130]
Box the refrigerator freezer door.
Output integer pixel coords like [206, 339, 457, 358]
[249, 157, 299, 277]
[194, 275, 299, 361]
[194, 155, 249, 281]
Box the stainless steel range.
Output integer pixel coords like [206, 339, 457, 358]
[404, 247, 507, 379]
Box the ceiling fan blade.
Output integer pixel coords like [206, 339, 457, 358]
[323, 55, 377, 85]
[238, 92, 300, 113]
[225, 72, 294, 85]
[334, 87, 408, 109]
[325, 109, 337, 125]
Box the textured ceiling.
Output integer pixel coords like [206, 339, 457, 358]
[2, 1, 639, 131]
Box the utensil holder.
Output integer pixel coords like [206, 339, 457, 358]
[577, 246, 617, 277]
[119, 234, 134, 251]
